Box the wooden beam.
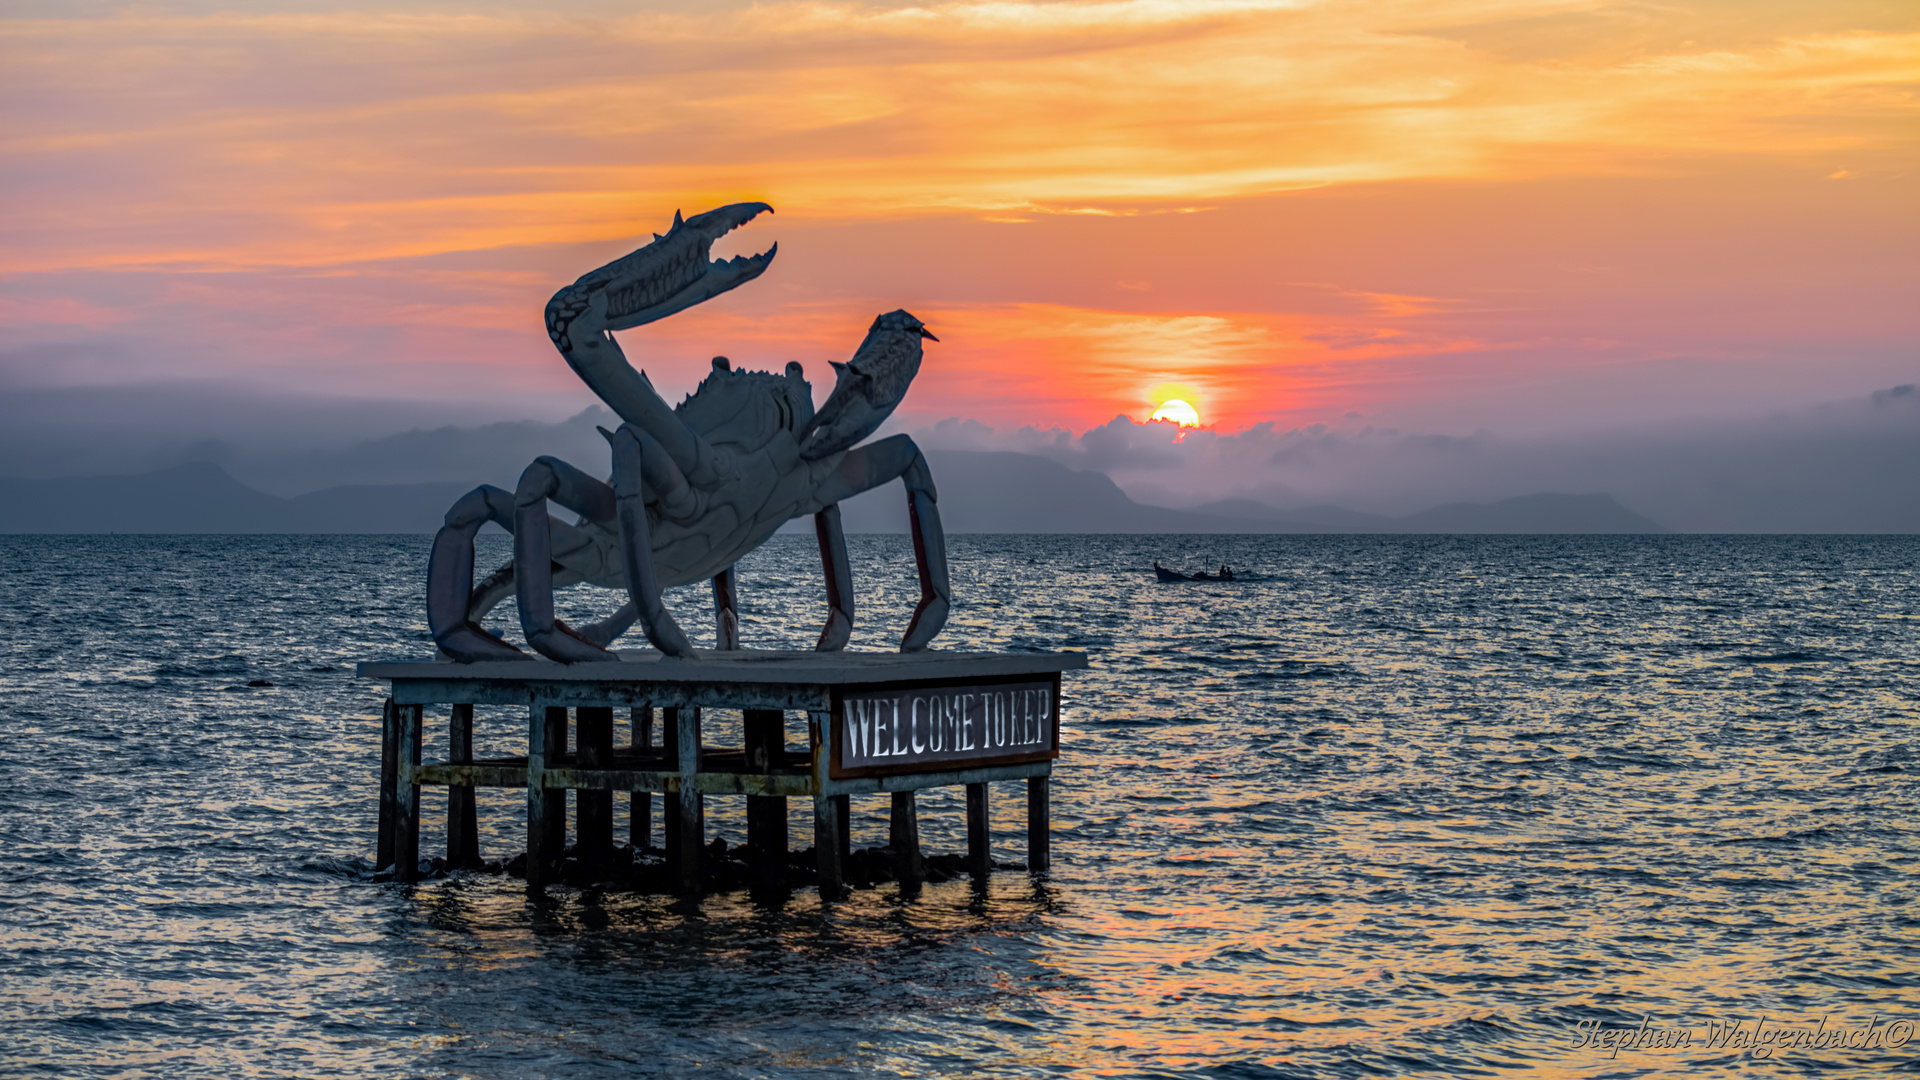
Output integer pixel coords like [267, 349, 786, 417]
[665, 706, 703, 892]
[447, 704, 479, 869]
[575, 705, 614, 877]
[890, 790, 924, 888]
[814, 794, 844, 899]
[836, 793, 851, 872]
[526, 705, 568, 887]
[744, 708, 787, 889]
[376, 698, 399, 871]
[630, 705, 652, 852]
[1027, 775, 1050, 872]
[965, 782, 990, 879]
[393, 704, 423, 882]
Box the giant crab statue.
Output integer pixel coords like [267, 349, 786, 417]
[425, 203, 949, 663]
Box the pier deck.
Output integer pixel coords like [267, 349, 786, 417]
[358, 649, 1087, 895]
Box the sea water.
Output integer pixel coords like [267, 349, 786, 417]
[1, 534, 1916, 1078]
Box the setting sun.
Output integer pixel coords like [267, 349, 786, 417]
[1150, 399, 1201, 427]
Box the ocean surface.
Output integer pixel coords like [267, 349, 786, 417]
[2, 534, 1917, 1079]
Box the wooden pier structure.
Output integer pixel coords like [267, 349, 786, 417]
[359, 650, 1087, 895]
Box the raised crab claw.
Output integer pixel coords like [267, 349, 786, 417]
[425, 203, 950, 662]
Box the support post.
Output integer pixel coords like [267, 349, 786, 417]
[1027, 774, 1050, 873]
[810, 709, 843, 900]
[393, 703, 423, 882]
[665, 706, 702, 892]
[576, 705, 614, 878]
[890, 790, 925, 888]
[526, 705, 568, 886]
[813, 795, 843, 899]
[965, 782, 990, 878]
[448, 703, 479, 869]
[712, 568, 741, 650]
[744, 708, 787, 889]
[836, 794, 851, 871]
[630, 705, 653, 851]
[377, 698, 399, 871]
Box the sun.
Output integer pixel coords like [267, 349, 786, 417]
[1149, 399, 1201, 427]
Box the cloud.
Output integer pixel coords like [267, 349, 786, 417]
[5, 2, 1915, 273]
[915, 383, 1920, 532]
[2, 1, 1914, 442]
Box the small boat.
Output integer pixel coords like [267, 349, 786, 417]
[1154, 561, 1235, 582]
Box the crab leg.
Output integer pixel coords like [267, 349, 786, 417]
[813, 504, 854, 652]
[573, 599, 640, 649]
[608, 424, 697, 658]
[513, 456, 621, 663]
[902, 454, 951, 653]
[711, 568, 742, 650]
[427, 485, 531, 662]
[804, 434, 950, 652]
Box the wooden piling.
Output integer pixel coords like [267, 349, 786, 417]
[814, 794, 844, 899]
[712, 569, 741, 651]
[393, 703, 423, 882]
[836, 793, 851, 871]
[664, 706, 703, 892]
[966, 782, 990, 878]
[447, 703, 479, 869]
[526, 705, 568, 886]
[744, 708, 787, 887]
[376, 698, 399, 871]
[890, 791, 925, 887]
[576, 705, 614, 877]
[1027, 775, 1050, 872]
[630, 706, 653, 851]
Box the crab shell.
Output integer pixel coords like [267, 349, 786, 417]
[554, 361, 842, 593]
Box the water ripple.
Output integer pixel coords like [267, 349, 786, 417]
[0, 535, 1916, 1077]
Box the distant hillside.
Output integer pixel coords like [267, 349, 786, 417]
[0, 456, 1669, 534]
[1391, 492, 1669, 534]
[829, 451, 1281, 533]
[835, 454, 1669, 533]
[0, 463, 469, 533]
[1191, 491, 1669, 534]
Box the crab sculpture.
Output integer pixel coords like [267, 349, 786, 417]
[425, 203, 949, 663]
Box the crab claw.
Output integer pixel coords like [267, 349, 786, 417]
[800, 310, 935, 460]
[568, 202, 777, 332]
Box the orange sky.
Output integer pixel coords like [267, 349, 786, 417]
[2, 0, 1915, 436]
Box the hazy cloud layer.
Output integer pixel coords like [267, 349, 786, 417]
[2, 377, 1914, 531]
[917, 385, 1920, 532]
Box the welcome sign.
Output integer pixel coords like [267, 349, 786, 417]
[830, 677, 1061, 778]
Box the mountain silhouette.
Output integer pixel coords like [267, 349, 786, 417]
[0, 456, 1670, 534]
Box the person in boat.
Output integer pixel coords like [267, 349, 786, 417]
[1218, 564, 1234, 581]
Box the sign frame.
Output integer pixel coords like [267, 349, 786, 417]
[826, 671, 1064, 780]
